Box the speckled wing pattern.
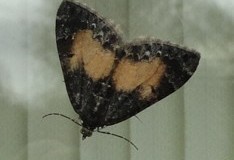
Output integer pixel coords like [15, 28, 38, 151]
[56, 0, 200, 130]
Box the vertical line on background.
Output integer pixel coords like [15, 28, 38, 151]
[180, 0, 186, 159]
[25, 0, 29, 159]
[180, 0, 186, 160]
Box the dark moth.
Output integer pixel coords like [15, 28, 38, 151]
[55, 0, 200, 141]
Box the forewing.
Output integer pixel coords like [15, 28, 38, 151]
[103, 41, 200, 126]
[56, 0, 122, 126]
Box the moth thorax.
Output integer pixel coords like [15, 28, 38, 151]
[80, 127, 93, 140]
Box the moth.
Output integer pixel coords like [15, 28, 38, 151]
[46, 0, 200, 149]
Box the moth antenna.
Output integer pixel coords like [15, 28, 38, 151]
[42, 113, 82, 127]
[97, 130, 138, 150]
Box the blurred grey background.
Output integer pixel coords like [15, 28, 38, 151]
[0, 0, 233, 160]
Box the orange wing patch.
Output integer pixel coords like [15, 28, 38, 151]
[69, 30, 115, 81]
[113, 58, 166, 99]
[138, 63, 166, 99]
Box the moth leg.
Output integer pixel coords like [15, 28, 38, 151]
[134, 115, 143, 123]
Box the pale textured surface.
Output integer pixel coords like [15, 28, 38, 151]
[0, 0, 233, 160]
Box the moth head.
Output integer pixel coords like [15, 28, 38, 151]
[81, 127, 93, 140]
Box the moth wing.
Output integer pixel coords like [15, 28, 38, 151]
[56, 0, 122, 126]
[103, 42, 200, 126]
[56, 0, 200, 128]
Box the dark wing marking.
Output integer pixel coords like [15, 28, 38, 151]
[56, 0, 122, 128]
[102, 42, 200, 126]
